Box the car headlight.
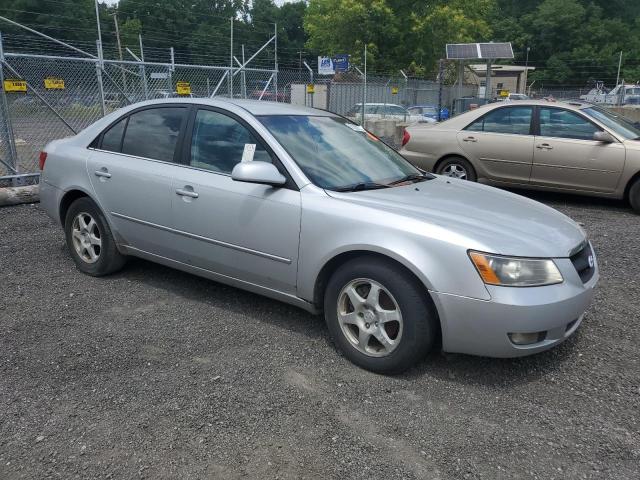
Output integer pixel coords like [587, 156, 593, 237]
[469, 251, 563, 287]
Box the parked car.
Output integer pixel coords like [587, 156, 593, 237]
[498, 93, 530, 101]
[345, 103, 424, 123]
[400, 100, 640, 213]
[39, 98, 598, 373]
[580, 84, 640, 105]
[407, 104, 449, 122]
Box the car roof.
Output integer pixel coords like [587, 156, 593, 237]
[475, 99, 594, 111]
[353, 103, 403, 106]
[112, 97, 336, 117]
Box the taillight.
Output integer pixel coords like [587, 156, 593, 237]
[402, 129, 411, 146]
[39, 151, 47, 170]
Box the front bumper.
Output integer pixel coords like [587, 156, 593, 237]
[431, 250, 599, 358]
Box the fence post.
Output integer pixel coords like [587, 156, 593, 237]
[95, 40, 106, 115]
[437, 59, 444, 121]
[139, 34, 148, 100]
[0, 31, 19, 182]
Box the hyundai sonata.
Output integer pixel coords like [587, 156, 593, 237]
[39, 99, 598, 373]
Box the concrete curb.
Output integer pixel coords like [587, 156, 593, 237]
[0, 185, 40, 207]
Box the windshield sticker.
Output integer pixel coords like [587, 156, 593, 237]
[241, 143, 257, 162]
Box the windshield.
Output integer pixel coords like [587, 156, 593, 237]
[582, 106, 640, 140]
[258, 115, 421, 190]
[625, 88, 640, 95]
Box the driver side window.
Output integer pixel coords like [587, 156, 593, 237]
[539, 108, 599, 140]
[189, 109, 272, 174]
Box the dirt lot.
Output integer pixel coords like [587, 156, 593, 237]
[0, 192, 639, 479]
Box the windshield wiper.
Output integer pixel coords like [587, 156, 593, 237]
[387, 172, 432, 186]
[332, 182, 390, 192]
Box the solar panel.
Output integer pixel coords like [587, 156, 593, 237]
[446, 44, 479, 60]
[446, 42, 514, 60]
[479, 43, 513, 59]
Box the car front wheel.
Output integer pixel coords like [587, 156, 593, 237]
[324, 257, 438, 374]
[64, 197, 126, 276]
[436, 156, 477, 181]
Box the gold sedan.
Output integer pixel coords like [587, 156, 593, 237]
[399, 100, 640, 213]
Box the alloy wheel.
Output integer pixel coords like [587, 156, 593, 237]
[442, 163, 468, 180]
[71, 212, 102, 264]
[336, 278, 403, 357]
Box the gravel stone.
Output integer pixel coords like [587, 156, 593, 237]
[0, 192, 638, 479]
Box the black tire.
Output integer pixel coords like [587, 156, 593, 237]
[64, 197, 126, 276]
[629, 178, 640, 214]
[435, 156, 477, 182]
[324, 256, 438, 374]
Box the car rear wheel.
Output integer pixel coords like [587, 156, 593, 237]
[324, 257, 438, 374]
[629, 178, 640, 214]
[64, 197, 126, 276]
[436, 156, 477, 181]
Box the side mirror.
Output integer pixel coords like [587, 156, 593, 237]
[593, 131, 615, 143]
[231, 161, 286, 186]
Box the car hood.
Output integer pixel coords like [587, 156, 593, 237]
[326, 177, 585, 258]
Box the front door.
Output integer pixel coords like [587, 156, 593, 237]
[530, 107, 625, 192]
[170, 108, 301, 295]
[457, 105, 534, 184]
[87, 106, 188, 256]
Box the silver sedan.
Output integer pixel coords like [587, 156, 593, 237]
[39, 98, 598, 373]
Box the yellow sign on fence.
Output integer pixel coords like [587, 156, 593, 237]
[176, 81, 191, 95]
[44, 77, 65, 90]
[306, 84, 315, 94]
[391, 86, 399, 95]
[3, 79, 27, 93]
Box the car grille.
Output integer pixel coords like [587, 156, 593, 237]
[570, 242, 595, 283]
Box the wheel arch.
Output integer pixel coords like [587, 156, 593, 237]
[312, 249, 436, 310]
[312, 249, 442, 345]
[58, 188, 94, 225]
[433, 153, 471, 173]
[623, 170, 640, 202]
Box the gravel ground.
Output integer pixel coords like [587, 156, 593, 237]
[1, 192, 639, 480]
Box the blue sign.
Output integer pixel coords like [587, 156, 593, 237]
[333, 54, 349, 73]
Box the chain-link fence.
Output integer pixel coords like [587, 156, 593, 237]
[0, 35, 479, 184]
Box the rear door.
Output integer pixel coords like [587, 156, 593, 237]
[456, 105, 534, 183]
[87, 105, 188, 256]
[530, 107, 625, 192]
[169, 107, 301, 295]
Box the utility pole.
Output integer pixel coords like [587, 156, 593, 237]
[362, 43, 367, 126]
[94, 0, 103, 49]
[274, 22, 278, 102]
[229, 17, 233, 98]
[523, 46, 530, 94]
[111, 11, 127, 93]
[616, 51, 623, 87]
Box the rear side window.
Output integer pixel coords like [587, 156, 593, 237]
[121, 107, 186, 162]
[466, 106, 533, 135]
[100, 117, 127, 152]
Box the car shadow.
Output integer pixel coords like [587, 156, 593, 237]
[506, 188, 631, 213]
[109, 256, 582, 388]
[109, 256, 327, 340]
[401, 330, 582, 388]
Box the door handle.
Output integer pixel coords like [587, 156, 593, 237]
[536, 143, 553, 150]
[463, 136, 477, 142]
[94, 169, 111, 179]
[176, 188, 199, 198]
